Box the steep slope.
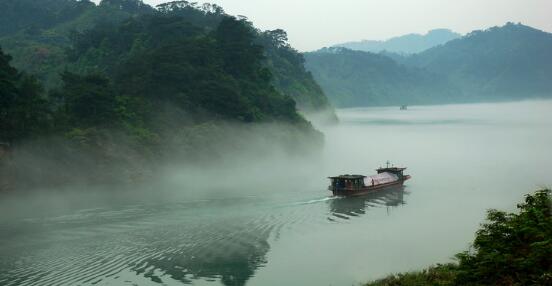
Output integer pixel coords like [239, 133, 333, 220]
[0, 0, 155, 87]
[259, 30, 331, 112]
[0, 1, 327, 191]
[0, 0, 334, 115]
[335, 29, 460, 54]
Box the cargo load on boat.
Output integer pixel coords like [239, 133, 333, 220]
[366, 172, 398, 186]
[328, 162, 411, 196]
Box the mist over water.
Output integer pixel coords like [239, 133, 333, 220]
[1, 100, 551, 286]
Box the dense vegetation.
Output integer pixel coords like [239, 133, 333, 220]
[0, 0, 155, 88]
[0, 0, 333, 112]
[67, 15, 304, 124]
[365, 189, 552, 286]
[259, 29, 332, 112]
[307, 23, 552, 107]
[0, 48, 50, 144]
[0, 0, 330, 191]
[304, 48, 456, 107]
[403, 23, 552, 100]
[335, 29, 460, 54]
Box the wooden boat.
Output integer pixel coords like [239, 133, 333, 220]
[328, 162, 411, 196]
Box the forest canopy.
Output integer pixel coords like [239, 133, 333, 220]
[306, 23, 552, 107]
[0, 0, 329, 191]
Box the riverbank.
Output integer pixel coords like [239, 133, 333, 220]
[364, 189, 552, 286]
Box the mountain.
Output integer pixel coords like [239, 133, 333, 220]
[0, 0, 329, 191]
[0, 0, 333, 114]
[403, 22, 552, 99]
[0, 0, 155, 88]
[304, 48, 455, 107]
[306, 23, 552, 107]
[259, 30, 333, 113]
[334, 29, 460, 54]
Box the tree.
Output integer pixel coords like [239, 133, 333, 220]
[455, 189, 552, 285]
[365, 189, 552, 286]
[0, 47, 20, 143]
[99, 0, 152, 14]
[215, 16, 265, 78]
[57, 72, 119, 128]
[0, 47, 49, 144]
[261, 29, 290, 49]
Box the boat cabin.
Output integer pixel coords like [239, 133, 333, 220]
[376, 165, 407, 180]
[328, 174, 366, 191]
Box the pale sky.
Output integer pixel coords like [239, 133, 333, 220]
[102, 0, 552, 51]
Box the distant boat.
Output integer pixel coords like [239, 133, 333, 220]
[328, 161, 411, 196]
[400, 105, 408, 110]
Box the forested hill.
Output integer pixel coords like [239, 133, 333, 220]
[0, 0, 333, 113]
[0, 0, 155, 88]
[403, 23, 552, 99]
[306, 23, 552, 107]
[0, 0, 330, 191]
[334, 29, 460, 54]
[304, 48, 455, 107]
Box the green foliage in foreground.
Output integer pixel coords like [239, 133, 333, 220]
[365, 264, 458, 286]
[365, 189, 552, 286]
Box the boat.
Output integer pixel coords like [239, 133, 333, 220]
[328, 161, 411, 196]
[400, 105, 408, 110]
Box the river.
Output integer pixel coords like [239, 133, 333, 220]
[1, 100, 551, 286]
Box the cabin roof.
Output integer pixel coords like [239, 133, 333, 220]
[376, 167, 407, 171]
[328, 174, 366, 180]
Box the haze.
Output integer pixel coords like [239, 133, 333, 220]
[101, 0, 552, 51]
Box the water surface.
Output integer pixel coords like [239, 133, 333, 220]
[1, 100, 551, 286]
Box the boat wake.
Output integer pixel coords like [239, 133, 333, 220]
[0, 189, 407, 286]
[289, 196, 338, 206]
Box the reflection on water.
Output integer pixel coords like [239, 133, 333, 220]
[0, 189, 408, 286]
[2, 100, 552, 286]
[0, 199, 274, 286]
[131, 219, 271, 286]
[329, 187, 407, 220]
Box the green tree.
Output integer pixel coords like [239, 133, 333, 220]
[57, 72, 119, 128]
[215, 16, 265, 78]
[0, 47, 49, 144]
[365, 189, 552, 286]
[455, 189, 552, 285]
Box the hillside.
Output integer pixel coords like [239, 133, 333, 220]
[0, 0, 333, 113]
[0, 0, 327, 191]
[304, 48, 455, 107]
[0, 0, 155, 87]
[306, 23, 552, 107]
[334, 29, 460, 54]
[404, 22, 552, 100]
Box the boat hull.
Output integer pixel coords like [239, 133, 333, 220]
[330, 175, 410, 197]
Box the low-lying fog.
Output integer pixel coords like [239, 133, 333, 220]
[1, 100, 551, 286]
